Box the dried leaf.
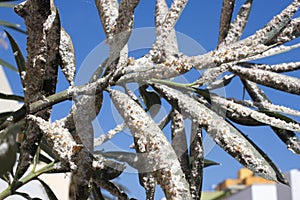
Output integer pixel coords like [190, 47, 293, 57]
[0, 3, 16, 8]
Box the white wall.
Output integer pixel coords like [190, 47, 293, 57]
[290, 169, 300, 200]
[0, 66, 21, 112]
[225, 184, 277, 200]
[251, 184, 277, 200]
[224, 186, 252, 200]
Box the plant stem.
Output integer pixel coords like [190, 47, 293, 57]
[0, 162, 55, 200]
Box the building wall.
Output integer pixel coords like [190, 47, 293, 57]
[224, 170, 300, 200]
[0, 66, 21, 112]
[277, 169, 300, 200]
[290, 170, 300, 200]
[251, 184, 277, 200]
[224, 186, 252, 200]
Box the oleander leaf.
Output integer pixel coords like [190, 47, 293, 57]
[153, 83, 288, 184]
[59, 28, 76, 85]
[229, 65, 300, 96]
[38, 178, 59, 200]
[110, 89, 192, 199]
[4, 30, 25, 86]
[0, 92, 24, 102]
[0, 58, 17, 72]
[218, 0, 235, 45]
[0, 20, 26, 34]
[0, 3, 15, 8]
[139, 84, 161, 118]
[223, 0, 253, 44]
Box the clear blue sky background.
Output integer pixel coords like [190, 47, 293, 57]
[1, 0, 300, 199]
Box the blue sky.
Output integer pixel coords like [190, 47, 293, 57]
[1, 0, 300, 199]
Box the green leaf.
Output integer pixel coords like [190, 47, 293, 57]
[0, 3, 16, 8]
[0, 124, 18, 179]
[0, 57, 18, 72]
[0, 92, 24, 102]
[4, 30, 26, 86]
[0, 20, 26, 34]
[139, 84, 161, 118]
[37, 178, 59, 200]
[153, 83, 288, 184]
[189, 157, 220, 168]
[204, 159, 220, 168]
[91, 182, 105, 200]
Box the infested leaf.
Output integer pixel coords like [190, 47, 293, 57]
[240, 61, 300, 73]
[110, 89, 192, 199]
[207, 74, 235, 90]
[59, 28, 76, 85]
[153, 83, 288, 184]
[155, 0, 179, 55]
[153, 0, 188, 51]
[218, 0, 235, 45]
[223, 0, 253, 44]
[267, 17, 300, 45]
[92, 156, 126, 181]
[189, 122, 203, 200]
[28, 115, 82, 170]
[242, 79, 300, 155]
[210, 94, 300, 133]
[98, 151, 140, 169]
[229, 65, 300, 96]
